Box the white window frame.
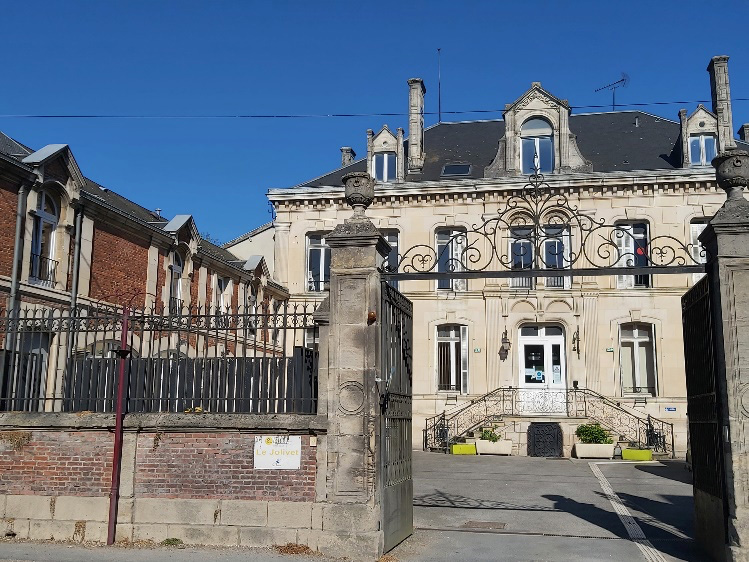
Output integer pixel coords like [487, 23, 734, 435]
[435, 324, 469, 394]
[170, 253, 183, 312]
[689, 134, 717, 167]
[30, 191, 58, 285]
[373, 151, 398, 183]
[306, 233, 331, 292]
[615, 222, 650, 289]
[619, 323, 658, 396]
[435, 228, 467, 292]
[690, 219, 708, 284]
[520, 118, 554, 174]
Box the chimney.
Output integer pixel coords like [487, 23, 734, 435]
[407, 78, 426, 173]
[678, 108, 690, 168]
[707, 55, 736, 151]
[340, 146, 356, 167]
[739, 124, 749, 142]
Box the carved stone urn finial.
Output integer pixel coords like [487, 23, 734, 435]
[712, 148, 749, 201]
[342, 172, 375, 219]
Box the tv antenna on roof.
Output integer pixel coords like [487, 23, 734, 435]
[595, 73, 629, 111]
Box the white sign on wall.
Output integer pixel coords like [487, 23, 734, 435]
[253, 435, 302, 470]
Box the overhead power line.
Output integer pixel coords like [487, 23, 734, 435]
[0, 98, 747, 120]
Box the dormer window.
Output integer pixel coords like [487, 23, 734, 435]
[521, 118, 554, 174]
[689, 134, 716, 166]
[374, 151, 397, 182]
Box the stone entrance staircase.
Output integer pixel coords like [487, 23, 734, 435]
[423, 387, 675, 458]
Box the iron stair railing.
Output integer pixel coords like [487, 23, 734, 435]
[423, 386, 675, 457]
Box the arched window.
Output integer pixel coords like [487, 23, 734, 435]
[30, 190, 59, 285]
[521, 118, 554, 174]
[170, 253, 183, 313]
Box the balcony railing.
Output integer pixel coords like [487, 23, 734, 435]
[30, 253, 57, 285]
[510, 276, 533, 289]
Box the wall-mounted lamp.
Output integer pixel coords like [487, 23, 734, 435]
[499, 329, 511, 361]
[571, 326, 580, 358]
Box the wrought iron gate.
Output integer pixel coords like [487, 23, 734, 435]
[682, 276, 727, 536]
[380, 281, 413, 552]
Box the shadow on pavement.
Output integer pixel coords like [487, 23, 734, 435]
[414, 489, 557, 512]
[634, 461, 694, 485]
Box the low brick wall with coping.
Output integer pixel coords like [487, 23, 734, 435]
[0, 413, 382, 557]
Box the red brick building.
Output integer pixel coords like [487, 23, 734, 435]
[0, 131, 286, 319]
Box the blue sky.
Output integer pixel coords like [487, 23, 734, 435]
[2, 1, 748, 243]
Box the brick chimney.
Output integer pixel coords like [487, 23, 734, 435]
[407, 78, 426, 173]
[340, 146, 356, 167]
[707, 55, 736, 151]
[739, 123, 749, 142]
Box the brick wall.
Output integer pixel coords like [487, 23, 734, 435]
[135, 432, 315, 501]
[0, 429, 316, 502]
[0, 430, 113, 495]
[89, 222, 149, 306]
[0, 183, 19, 278]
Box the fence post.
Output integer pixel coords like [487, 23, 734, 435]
[318, 172, 392, 557]
[697, 145, 749, 561]
[107, 307, 131, 545]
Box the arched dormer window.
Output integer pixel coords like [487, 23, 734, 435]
[521, 118, 554, 174]
[30, 190, 59, 285]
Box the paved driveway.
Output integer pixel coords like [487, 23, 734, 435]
[391, 451, 700, 562]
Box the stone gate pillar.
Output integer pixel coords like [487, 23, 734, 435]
[701, 147, 749, 561]
[318, 172, 391, 558]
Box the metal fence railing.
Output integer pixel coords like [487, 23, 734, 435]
[0, 302, 319, 414]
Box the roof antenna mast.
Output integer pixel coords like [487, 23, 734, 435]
[595, 73, 629, 111]
[437, 48, 442, 123]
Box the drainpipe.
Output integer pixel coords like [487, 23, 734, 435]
[69, 204, 83, 311]
[7, 182, 29, 317]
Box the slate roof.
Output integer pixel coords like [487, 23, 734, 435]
[299, 111, 749, 187]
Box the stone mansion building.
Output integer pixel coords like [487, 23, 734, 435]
[227, 55, 749, 455]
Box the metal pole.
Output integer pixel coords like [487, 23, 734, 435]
[107, 307, 130, 545]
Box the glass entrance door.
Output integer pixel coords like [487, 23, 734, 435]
[518, 325, 566, 414]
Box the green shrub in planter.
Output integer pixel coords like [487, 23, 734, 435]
[575, 424, 612, 444]
[480, 429, 499, 443]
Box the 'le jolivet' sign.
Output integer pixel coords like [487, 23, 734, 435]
[253, 435, 302, 469]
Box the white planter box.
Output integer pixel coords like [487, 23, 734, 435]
[475, 439, 513, 455]
[574, 443, 615, 459]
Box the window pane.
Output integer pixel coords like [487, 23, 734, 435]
[620, 324, 635, 338]
[308, 234, 323, 246]
[522, 138, 536, 173]
[640, 341, 656, 392]
[385, 153, 397, 181]
[442, 164, 471, 176]
[704, 136, 716, 162]
[522, 118, 553, 136]
[308, 248, 321, 290]
[551, 344, 562, 384]
[545, 239, 564, 269]
[512, 241, 532, 269]
[690, 137, 702, 164]
[524, 344, 545, 383]
[538, 137, 553, 172]
[438, 342, 451, 390]
[520, 326, 539, 337]
[545, 326, 563, 336]
[374, 154, 384, 181]
[621, 341, 636, 389]
[323, 248, 331, 283]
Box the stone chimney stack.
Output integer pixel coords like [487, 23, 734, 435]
[340, 146, 356, 167]
[407, 78, 426, 173]
[707, 55, 736, 151]
[739, 124, 749, 142]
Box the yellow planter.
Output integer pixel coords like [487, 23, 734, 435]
[450, 443, 477, 455]
[622, 448, 653, 461]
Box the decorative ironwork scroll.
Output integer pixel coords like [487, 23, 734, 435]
[383, 172, 707, 279]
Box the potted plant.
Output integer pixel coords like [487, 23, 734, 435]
[574, 424, 615, 459]
[475, 428, 513, 455]
[622, 446, 653, 461]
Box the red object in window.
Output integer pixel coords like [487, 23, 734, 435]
[636, 246, 646, 256]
